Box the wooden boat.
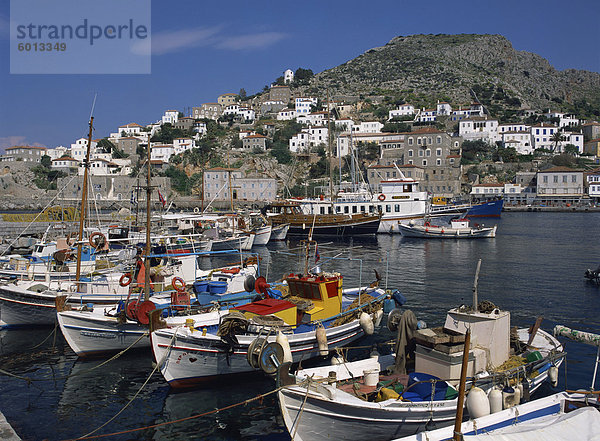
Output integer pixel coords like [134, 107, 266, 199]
[398, 218, 497, 238]
[270, 223, 289, 241]
[397, 324, 600, 441]
[151, 270, 387, 388]
[277, 307, 564, 441]
[264, 201, 381, 237]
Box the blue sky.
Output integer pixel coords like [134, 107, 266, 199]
[0, 0, 599, 152]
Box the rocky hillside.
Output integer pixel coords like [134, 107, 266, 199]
[306, 34, 600, 115]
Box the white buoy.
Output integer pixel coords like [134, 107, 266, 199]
[466, 387, 491, 419]
[516, 383, 524, 400]
[513, 386, 521, 405]
[316, 325, 328, 356]
[360, 312, 374, 335]
[488, 388, 503, 414]
[549, 366, 559, 387]
[373, 309, 384, 327]
[276, 331, 293, 363]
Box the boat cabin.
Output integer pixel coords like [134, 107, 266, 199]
[450, 218, 470, 229]
[233, 273, 343, 326]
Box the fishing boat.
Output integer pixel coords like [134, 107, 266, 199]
[270, 223, 289, 241]
[397, 218, 497, 239]
[277, 261, 564, 441]
[397, 324, 600, 441]
[151, 239, 388, 387]
[277, 308, 563, 441]
[466, 199, 504, 218]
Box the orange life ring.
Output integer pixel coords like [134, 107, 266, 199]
[119, 273, 132, 287]
[378, 194, 386, 201]
[89, 232, 107, 249]
[172, 277, 186, 292]
[424, 221, 431, 227]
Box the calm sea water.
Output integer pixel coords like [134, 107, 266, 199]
[1, 212, 599, 441]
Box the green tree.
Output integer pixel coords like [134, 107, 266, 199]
[564, 144, 579, 156]
[40, 154, 51, 168]
[270, 141, 292, 164]
[551, 131, 566, 153]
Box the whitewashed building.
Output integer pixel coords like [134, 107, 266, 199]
[436, 102, 452, 115]
[241, 134, 267, 151]
[295, 97, 318, 115]
[353, 121, 384, 133]
[289, 127, 329, 153]
[162, 110, 179, 125]
[277, 108, 297, 121]
[470, 183, 504, 200]
[70, 138, 98, 162]
[334, 118, 354, 131]
[297, 111, 328, 126]
[501, 131, 533, 154]
[173, 138, 194, 155]
[46, 145, 70, 161]
[336, 132, 403, 157]
[284, 69, 294, 84]
[459, 117, 500, 143]
[51, 157, 78, 173]
[586, 169, 600, 203]
[388, 104, 415, 119]
[544, 110, 581, 128]
[531, 123, 559, 151]
[151, 144, 174, 162]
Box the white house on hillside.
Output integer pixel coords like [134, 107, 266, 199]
[388, 104, 415, 120]
[46, 145, 69, 161]
[70, 137, 98, 162]
[173, 138, 194, 155]
[459, 117, 500, 143]
[353, 121, 383, 133]
[151, 144, 174, 162]
[295, 97, 318, 115]
[277, 108, 296, 121]
[284, 69, 294, 84]
[162, 110, 179, 125]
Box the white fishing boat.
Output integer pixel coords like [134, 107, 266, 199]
[397, 324, 600, 441]
[251, 224, 272, 246]
[397, 218, 497, 238]
[270, 223, 289, 241]
[56, 260, 260, 356]
[151, 269, 387, 388]
[397, 391, 599, 441]
[277, 261, 563, 441]
[277, 310, 563, 441]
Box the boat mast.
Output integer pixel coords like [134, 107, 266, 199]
[144, 142, 152, 301]
[75, 106, 95, 283]
[327, 90, 334, 204]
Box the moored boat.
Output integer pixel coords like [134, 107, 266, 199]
[466, 199, 504, 217]
[277, 306, 564, 441]
[151, 269, 387, 388]
[398, 218, 497, 238]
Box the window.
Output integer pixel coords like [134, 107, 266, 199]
[436, 159, 441, 166]
[436, 149, 442, 156]
[418, 150, 423, 157]
[408, 150, 413, 157]
[344, 206, 349, 214]
[553, 176, 558, 183]
[417, 138, 422, 145]
[394, 205, 400, 212]
[426, 149, 431, 157]
[408, 138, 413, 145]
[572, 175, 577, 183]
[562, 175, 567, 183]
[422, 160, 427, 166]
[437, 137, 442, 144]
[385, 205, 391, 213]
[352, 206, 357, 214]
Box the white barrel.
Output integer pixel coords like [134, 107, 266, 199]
[316, 326, 328, 356]
[549, 366, 559, 387]
[276, 331, 293, 363]
[360, 312, 374, 335]
[488, 388, 503, 414]
[373, 309, 384, 327]
[467, 387, 491, 419]
[363, 369, 379, 387]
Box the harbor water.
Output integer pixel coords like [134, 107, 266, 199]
[1, 212, 599, 440]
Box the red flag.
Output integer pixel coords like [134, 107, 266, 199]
[157, 189, 166, 207]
